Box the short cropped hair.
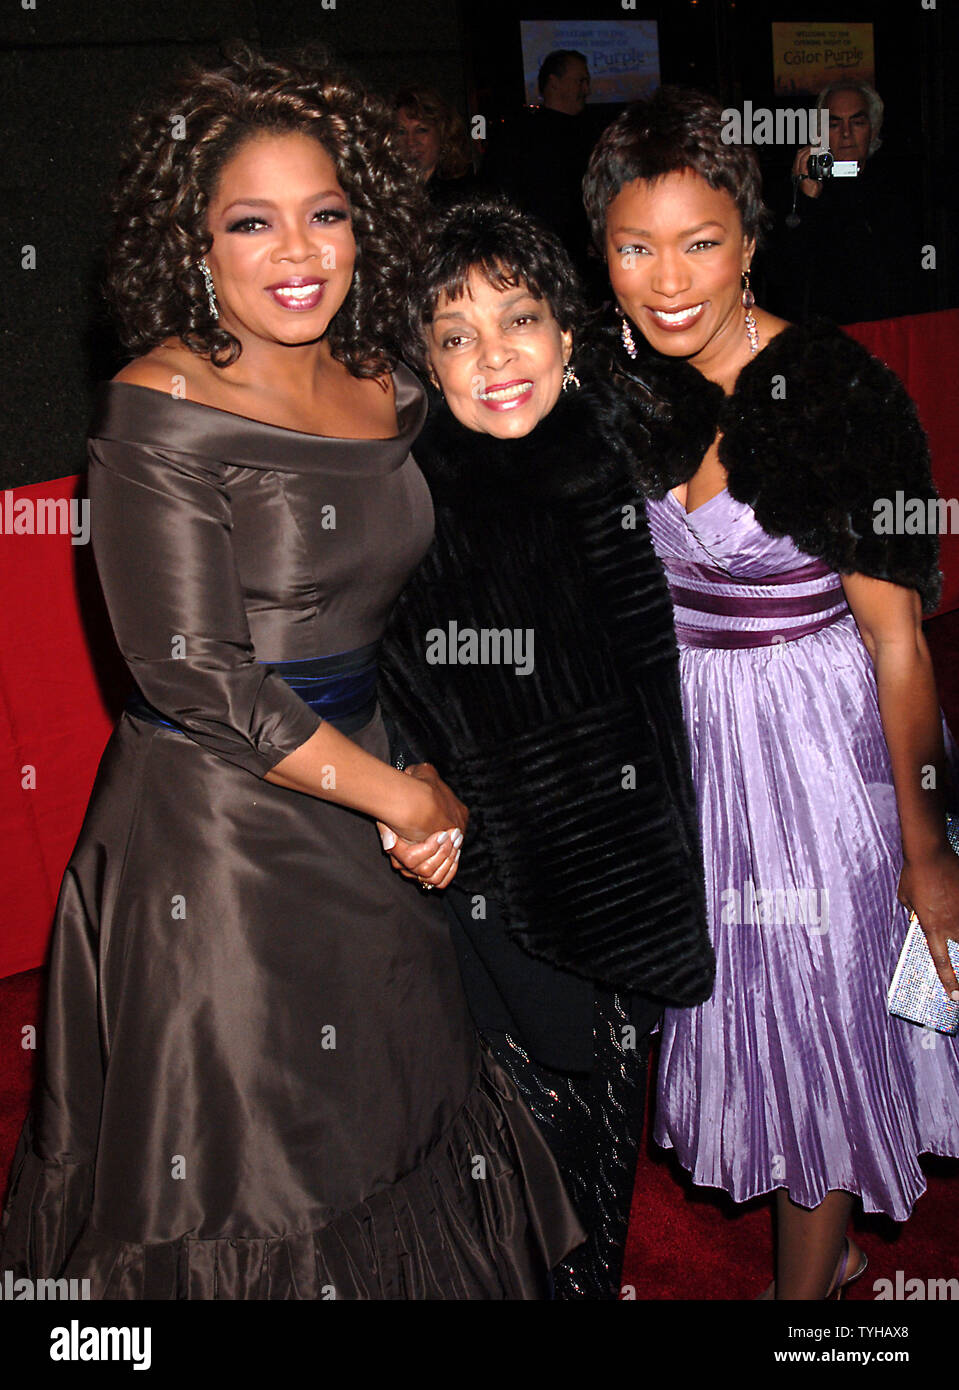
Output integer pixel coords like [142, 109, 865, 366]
[816, 80, 884, 156]
[406, 197, 585, 374]
[583, 85, 770, 255]
[106, 45, 424, 376]
[537, 50, 587, 97]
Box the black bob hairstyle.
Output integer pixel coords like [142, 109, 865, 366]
[405, 197, 586, 375]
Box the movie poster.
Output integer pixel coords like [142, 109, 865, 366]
[520, 19, 660, 105]
[772, 21, 875, 96]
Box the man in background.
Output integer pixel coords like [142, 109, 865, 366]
[482, 50, 597, 278]
[761, 80, 930, 323]
[540, 48, 591, 116]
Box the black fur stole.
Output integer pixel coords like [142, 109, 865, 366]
[596, 315, 943, 611]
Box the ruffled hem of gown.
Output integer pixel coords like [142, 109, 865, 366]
[652, 1129, 959, 1223]
[1, 1048, 584, 1300]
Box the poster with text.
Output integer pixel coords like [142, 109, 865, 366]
[520, 19, 660, 106]
[772, 22, 875, 97]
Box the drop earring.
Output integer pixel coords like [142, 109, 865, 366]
[742, 268, 758, 355]
[200, 259, 219, 321]
[562, 361, 580, 392]
[617, 307, 638, 360]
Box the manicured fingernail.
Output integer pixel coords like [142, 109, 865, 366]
[437, 831, 448, 843]
[452, 830, 463, 847]
[381, 829, 396, 850]
[951, 990, 959, 1002]
[455, 848, 461, 859]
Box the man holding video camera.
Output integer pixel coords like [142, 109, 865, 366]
[791, 82, 877, 201]
[763, 80, 930, 324]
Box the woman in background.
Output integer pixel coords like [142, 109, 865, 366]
[393, 86, 476, 204]
[584, 85, 959, 1299]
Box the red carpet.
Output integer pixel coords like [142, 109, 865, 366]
[3, 966, 956, 1298]
[626, 1041, 959, 1299]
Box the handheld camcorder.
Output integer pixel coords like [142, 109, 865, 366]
[805, 150, 859, 180]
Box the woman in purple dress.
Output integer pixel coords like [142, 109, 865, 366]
[583, 86, 959, 1299]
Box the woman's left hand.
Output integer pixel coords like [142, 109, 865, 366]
[376, 822, 463, 890]
[898, 849, 959, 1000]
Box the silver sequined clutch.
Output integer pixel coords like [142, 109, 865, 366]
[887, 816, 959, 1035]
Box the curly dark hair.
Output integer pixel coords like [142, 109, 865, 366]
[583, 85, 771, 255]
[405, 197, 586, 375]
[106, 45, 426, 375]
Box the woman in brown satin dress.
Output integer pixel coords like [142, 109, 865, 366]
[0, 48, 582, 1299]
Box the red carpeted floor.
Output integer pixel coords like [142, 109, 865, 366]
[2, 965, 957, 1298]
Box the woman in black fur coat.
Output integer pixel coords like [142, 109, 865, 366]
[376, 199, 715, 1299]
[584, 86, 959, 1300]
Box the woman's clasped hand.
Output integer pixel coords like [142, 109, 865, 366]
[377, 761, 467, 889]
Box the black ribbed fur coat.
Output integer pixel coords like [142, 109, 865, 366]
[600, 315, 942, 611]
[377, 366, 715, 1005]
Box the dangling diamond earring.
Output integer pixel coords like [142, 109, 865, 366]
[562, 361, 581, 392]
[742, 268, 759, 355]
[617, 307, 638, 360]
[200, 259, 219, 321]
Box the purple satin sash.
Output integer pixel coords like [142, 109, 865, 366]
[670, 561, 849, 650]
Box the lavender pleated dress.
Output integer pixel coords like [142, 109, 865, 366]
[646, 486, 959, 1221]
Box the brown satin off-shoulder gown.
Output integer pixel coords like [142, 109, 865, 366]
[0, 365, 583, 1299]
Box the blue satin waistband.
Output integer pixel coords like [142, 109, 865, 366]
[125, 641, 380, 737]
